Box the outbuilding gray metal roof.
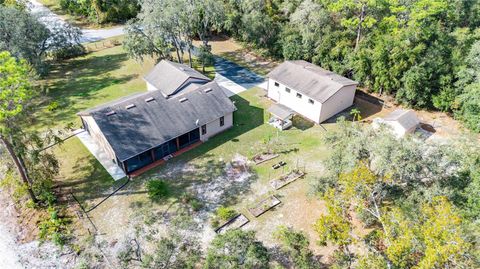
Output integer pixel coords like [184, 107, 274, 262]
[79, 82, 236, 161]
[144, 60, 211, 97]
[267, 60, 358, 103]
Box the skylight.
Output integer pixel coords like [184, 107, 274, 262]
[145, 97, 155, 102]
[126, 104, 136, 109]
[106, 111, 116, 116]
[179, 97, 188, 103]
[204, 88, 213, 93]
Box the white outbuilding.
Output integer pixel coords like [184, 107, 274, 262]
[373, 109, 420, 137]
[266, 60, 358, 124]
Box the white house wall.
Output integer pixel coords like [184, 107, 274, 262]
[319, 85, 356, 123]
[267, 78, 322, 123]
[200, 112, 233, 141]
[81, 115, 117, 163]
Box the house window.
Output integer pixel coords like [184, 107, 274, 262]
[285, 88, 291, 93]
[201, 124, 207, 135]
[296, 93, 302, 98]
[308, 99, 314, 104]
[220, 116, 225, 127]
[274, 82, 279, 87]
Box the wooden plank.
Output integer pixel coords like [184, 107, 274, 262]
[247, 195, 281, 217]
[215, 214, 250, 234]
[270, 170, 305, 190]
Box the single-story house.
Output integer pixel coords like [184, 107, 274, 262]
[267, 60, 358, 124]
[373, 109, 420, 137]
[78, 60, 236, 174]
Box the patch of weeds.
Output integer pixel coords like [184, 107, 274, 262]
[143, 212, 157, 226]
[211, 206, 238, 229]
[0, 169, 30, 202]
[180, 193, 203, 212]
[129, 200, 144, 209]
[38, 206, 71, 247]
[46, 101, 60, 112]
[146, 180, 170, 202]
[74, 259, 89, 269]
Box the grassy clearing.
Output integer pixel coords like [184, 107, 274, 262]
[35, 41, 154, 131]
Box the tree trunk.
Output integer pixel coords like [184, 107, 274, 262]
[188, 47, 193, 68]
[174, 45, 182, 63]
[1, 136, 38, 203]
[355, 4, 366, 51]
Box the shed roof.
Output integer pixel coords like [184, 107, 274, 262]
[267, 60, 358, 103]
[268, 103, 294, 120]
[79, 82, 236, 161]
[383, 109, 420, 131]
[144, 60, 210, 97]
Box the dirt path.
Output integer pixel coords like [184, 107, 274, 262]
[0, 189, 22, 268]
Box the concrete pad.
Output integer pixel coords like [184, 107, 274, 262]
[257, 81, 268, 90]
[215, 73, 247, 97]
[75, 129, 126, 181]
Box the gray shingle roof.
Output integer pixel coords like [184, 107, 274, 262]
[267, 60, 358, 103]
[144, 60, 211, 97]
[80, 82, 236, 161]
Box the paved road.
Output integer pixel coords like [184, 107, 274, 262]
[29, 0, 124, 43]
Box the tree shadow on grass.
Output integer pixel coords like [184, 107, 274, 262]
[46, 53, 130, 81]
[35, 53, 138, 128]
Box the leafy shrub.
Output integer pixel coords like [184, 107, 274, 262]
[59, 0, 139, 24]
[51, 45, 86, 60]
[210, 206, 238, 229]
[46, 101, 59, 112]
[146, 180, 169, 201]
[33, 179, 56, 206]
[216, 206, 237, 221]
[39, 207, 70, 246]
[356, 208, 378, 227]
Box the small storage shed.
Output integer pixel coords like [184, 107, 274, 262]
[373, 109, 420, 137]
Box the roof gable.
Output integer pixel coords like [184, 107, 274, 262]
[144, 60, 211, 97]
[267, 60, 358, 103]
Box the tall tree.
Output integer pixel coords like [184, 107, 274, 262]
[204, 229, 270, 269]
[0, 51, 37, 202]
[0, 6, 82, 74]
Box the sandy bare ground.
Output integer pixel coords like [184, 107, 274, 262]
[0, 186, 79, 268]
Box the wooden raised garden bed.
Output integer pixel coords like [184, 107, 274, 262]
[252, 152, 279, 165]
[270, 170, 305, 190]
[215, 214, 250, 234]
[247, 195, 281, 217]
